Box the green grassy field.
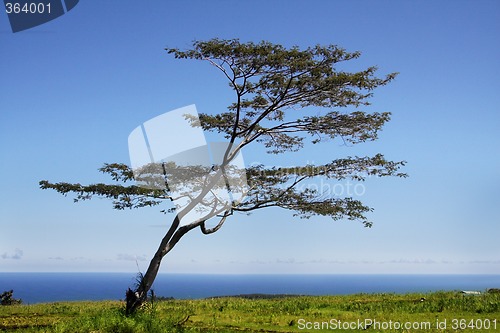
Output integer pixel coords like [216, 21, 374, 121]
[1, 291, 499, 332]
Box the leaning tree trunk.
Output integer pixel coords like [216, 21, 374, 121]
[125, 166, 233, 315]
[125, 216, 198, 315]
[124, 211, 227, 314]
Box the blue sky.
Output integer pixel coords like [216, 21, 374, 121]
[1, 0, 499, 274]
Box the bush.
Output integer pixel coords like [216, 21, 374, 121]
[0, 290, 22, 305]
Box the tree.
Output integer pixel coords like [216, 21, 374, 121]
[39, 39, 406, 314]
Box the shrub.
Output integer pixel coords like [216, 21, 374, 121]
[0, 290, 22, 305]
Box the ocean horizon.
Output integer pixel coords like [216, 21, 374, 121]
[1, 273, 498, 304]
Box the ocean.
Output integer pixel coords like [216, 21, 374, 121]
[0, 273, 498, 304]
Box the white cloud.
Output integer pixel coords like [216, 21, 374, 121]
[227, 258, 500, 266]
[1, 248, 23, 260]
[381, 258, 439, 264]
[468, 260, 500, 264]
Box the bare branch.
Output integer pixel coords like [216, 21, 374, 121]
[200, 210, 231, 234]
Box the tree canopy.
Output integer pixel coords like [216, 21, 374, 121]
[40, 38, 406, 313]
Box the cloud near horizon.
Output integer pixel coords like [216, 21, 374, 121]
[232, 258, 500, 266]
[1, 248, 23, 260]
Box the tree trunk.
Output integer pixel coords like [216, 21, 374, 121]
[125, 254, 162, 315]
[125, 216, 199, 315]
[124, 167, 232, 315]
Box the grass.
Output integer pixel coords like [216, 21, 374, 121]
[0, 291, 499, 332]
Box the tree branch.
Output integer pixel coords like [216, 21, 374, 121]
[200, 210, 231, 234]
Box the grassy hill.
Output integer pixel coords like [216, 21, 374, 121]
[1, 291, 499, 332]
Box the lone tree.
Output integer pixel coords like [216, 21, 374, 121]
[40, 39, 406, 314]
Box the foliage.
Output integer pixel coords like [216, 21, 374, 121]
[1, 290, 21, 306]
[40, 38, 405, 225]
[0, 292, 499, 332]
[39, 39, 407, 313]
